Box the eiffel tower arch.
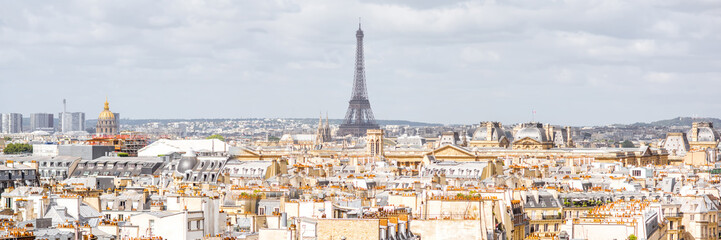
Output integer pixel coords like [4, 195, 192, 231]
[337, 22, 380, 137]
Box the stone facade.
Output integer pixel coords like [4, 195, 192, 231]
[316, 219, 380, 240]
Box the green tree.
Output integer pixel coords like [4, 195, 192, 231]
[3, 137, 10, 141]
[206, 134, 225, 142]
[628, 234, 637, 240]
[621, 140, 635, 148]
[3, 143, 33, 154]
[117, 152, 129, 157]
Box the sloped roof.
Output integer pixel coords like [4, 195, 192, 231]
[79, 204, 102, 219]
[44, 206, 75, 224]
[138, 139, 228, 156]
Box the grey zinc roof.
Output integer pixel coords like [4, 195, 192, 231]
[44, 206, 75, 225]
[525, 194, 561, 208]
[79, 204, 102, 219]
[139, 211, 182, 218]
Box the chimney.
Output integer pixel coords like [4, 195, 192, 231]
[566, 126, 573, 147]
[545, 124, 554, 142]
[486, 122, 493, 140]
[281, 212, 288, 228]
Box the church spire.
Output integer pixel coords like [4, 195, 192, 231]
[104, 97, 110, 111]
[318, 112, 323, 129]
[325, 112, 329, 128]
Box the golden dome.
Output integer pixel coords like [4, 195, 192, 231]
[98, 99, 115, 120]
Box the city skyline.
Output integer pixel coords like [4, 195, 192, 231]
[1, 0, 719, 125]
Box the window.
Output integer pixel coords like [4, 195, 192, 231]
[258, 207, 265, 215]
[118, 214, 124, 220]
[197, 220, 201, 230]
[188, 221, 192, 230]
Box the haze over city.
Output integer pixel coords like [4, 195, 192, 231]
[1, 0, 719, 125]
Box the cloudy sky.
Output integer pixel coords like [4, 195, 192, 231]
[1, 0, 719, 126]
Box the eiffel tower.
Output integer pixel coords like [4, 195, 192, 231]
[337, 22, 379, 137]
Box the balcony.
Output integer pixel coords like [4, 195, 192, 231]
[513, 215, 529, 225]
[542, 214, 563, 220]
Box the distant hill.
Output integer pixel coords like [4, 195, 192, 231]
[375, 120, 442, 127]
[629, 117, 721, 127]
[88, 118, 442, 127]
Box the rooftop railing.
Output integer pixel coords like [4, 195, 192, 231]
[663, 212, 683, 218]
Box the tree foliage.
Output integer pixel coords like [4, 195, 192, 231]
[628, 234, 637, 240]
[3, 143, 33, 154]
[206, 134, 225, 142]
[621, 140, 635, 148]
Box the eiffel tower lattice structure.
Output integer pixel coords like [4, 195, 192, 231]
[337, 22, 379, 137]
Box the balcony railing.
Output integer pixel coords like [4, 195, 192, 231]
[541, 215, 563, 220]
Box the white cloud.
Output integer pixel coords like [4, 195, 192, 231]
[0, 0, 720, 125]
[643, 72, 676, 83]
[460, 47, 500, 63]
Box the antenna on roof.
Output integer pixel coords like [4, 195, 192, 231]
[532, 109, 536, 122]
